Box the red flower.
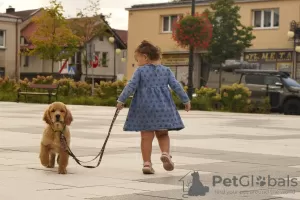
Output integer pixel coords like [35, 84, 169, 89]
[172, 13, 213, 49]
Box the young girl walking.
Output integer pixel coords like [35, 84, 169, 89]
[116, 40, 191, 174]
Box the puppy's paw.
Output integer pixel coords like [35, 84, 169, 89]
[40, 160, 49, 168]
[47, 164, 55, 168]
[58, 168, 67, 174]
[40, 154, 50, 167]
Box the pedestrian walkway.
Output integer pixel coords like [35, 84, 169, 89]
[0, 102, 300, 199]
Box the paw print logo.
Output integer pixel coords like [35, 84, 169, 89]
[256, 176, 266, 186]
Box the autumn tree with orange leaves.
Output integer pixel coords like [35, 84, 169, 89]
[26, 0, 80, 73]
[70, 0, 109, 80]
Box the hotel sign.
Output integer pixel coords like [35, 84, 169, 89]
[161, 54, 189, 66]
[244, 51, 293, 63]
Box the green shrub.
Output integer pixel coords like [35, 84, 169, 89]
[0, 77, 17, 92]
[0, 75, 272, 114]
[220, 83, 251, 113]
[0, 91, 17, 101]
[94, 79, 126, 98]
[32, 75, 54, 84]
[248, 97, 271, 114]
[191, 97, 214, 111]
[63, 96, 102, 106]
[194, 87, 221, 111]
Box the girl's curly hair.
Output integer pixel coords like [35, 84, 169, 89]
[135, 40, 161, 61]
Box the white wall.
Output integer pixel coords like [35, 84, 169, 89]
[0, 18, 21, 78]
[83, 36, 127, 80]
[20, 35, 127, 80]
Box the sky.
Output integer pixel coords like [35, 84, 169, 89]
[0, 0, 168, 30]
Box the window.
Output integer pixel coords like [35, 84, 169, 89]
[0, 30, 5, 48]
[24, 56, 29, 67]
[94, 51, 100, 66]
[245, 74, 283, 85]
[71, 55, 75, 64]
[162, 15, 179, 32]
[245, 74, 265, 85]
[264, 76, 281, 85]
[101, 52, 108, 67]
[273, 9, 279, 27]
[252, 8, 279, 28]
[0, 67, 5, 77]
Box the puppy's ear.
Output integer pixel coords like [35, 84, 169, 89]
[43, 108, 51, 124]
[65, 108, 73, 126]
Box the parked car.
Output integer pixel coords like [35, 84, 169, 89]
[235, 69, 300, 115]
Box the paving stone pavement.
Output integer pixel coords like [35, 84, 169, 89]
[0, 102, 300, 200]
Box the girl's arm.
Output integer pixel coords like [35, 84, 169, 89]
[117, 68, 141, 103]
[168, 68, 190, 104]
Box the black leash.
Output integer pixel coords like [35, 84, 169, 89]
[60, 108, 120, 168]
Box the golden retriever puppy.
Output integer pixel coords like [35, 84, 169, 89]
[40, 102, 73, 174]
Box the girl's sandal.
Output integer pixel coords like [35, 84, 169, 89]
[142, 161, 155, 174]
[160, 152, 174, 171]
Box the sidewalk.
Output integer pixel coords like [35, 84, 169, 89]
[0, 102, 300, 200]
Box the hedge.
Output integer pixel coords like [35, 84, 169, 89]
[0, 76, 270, 113]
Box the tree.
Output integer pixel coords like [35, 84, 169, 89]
[26, 0, 80, 73]
[204, 0, 256, 91]
[70, 0, 109, 81]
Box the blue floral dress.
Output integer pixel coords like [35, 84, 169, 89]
[117, 64, 190, 132]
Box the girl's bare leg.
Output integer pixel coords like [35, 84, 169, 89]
[155, 130, 174, 171]
[155, 130, 170, 153]
[141, 131, 155, 162]
[140, 131, 155, 174]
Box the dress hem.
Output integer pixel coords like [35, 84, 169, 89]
[123, 127, 184, 132]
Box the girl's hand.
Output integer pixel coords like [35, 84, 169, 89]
[116, 102, 124, 110]
[185, 102, 191, 112]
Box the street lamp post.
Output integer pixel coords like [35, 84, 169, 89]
[109, 36, 121, 82]
[187, 0, 196, 99]
[288, 20, 300, 79]
[109, 37, 116, 82]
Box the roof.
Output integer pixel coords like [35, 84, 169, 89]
[0, 13, 21, 19]
[113, 29, 128, 44]
[67, 16, 127, 48]
[20, 14, 128, 50]
[126, 0, 271, 10]
[234, 69, 291, 77]
[100, 16, 127, 49]
[21, 21, 37, 41]
[8, 8, 41, 21]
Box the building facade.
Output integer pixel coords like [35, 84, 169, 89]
[81, 34, 127, 82]
[0, 12, 21, 79]
[126, 0, 300, 87]
[4, 7, 128, 82]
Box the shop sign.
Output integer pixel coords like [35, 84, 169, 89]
[244, 51, 293, 62]
[161, 54, 189, 66]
